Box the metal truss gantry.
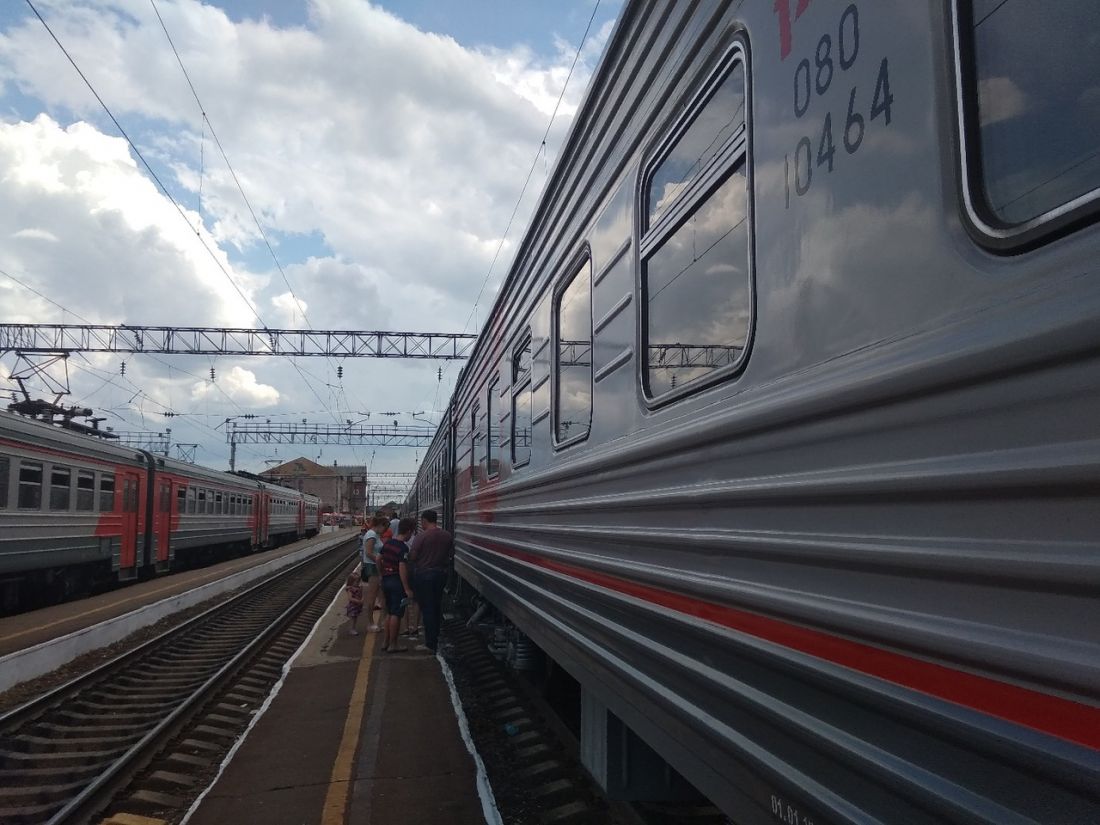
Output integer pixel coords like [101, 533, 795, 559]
[1, 325, 740, 368]
[227, 422, 435, 470]
[0, 324, 478, 359]
[109, 430, 171, 455]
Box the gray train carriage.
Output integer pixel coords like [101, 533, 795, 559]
[257, 481, 316, 547]
[426, 1, 1100, 823]
[166, 459, 260, 564]
[0, 410, 151, 604]
[407, 418, 454, 529]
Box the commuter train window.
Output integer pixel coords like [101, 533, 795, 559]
[553, 257, 593, 446]
[50, 467, 72, 511]
[470, 403, 481, 486]
[125, 478, 138, 513]
[955, 0, 1100, 242]
[0, 457, 9, 508]
[486, 377, 499, 479]
[511, 333, 533, 467]
[215, 491, 223, 514]
[18, 462, 42, 509]
[640, 47, 752, 402]
[76, 470, 95, 511]
[99, 473, 115, 511]
[198, 488, 207, 514]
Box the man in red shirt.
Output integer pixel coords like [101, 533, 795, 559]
[408, 509, 453, 653]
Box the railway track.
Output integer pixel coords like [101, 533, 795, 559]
[0, 538, 357, 824]
[439, 612, 730, 825]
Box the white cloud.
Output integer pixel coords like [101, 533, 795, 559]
[191, 365, 279, 406]
[270, 291, 308, 327]
[11, 227, 59, 242]
[978, 76, 1028, 126]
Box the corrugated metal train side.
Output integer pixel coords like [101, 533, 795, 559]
[413, 1, 1100, 823]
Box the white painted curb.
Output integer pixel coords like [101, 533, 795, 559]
[0, 534, 354, 693]
[438, 651, 505, 825]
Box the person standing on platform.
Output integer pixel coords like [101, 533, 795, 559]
[409, 509, 453, 653]
[360, 516, 387, 632]
[389, 511, 400, 539]
[379, 517, 416, 653]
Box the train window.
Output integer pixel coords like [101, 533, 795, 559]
[76, 471, 95, 510]
[18, 462, 42, 509]
[641, 46, 752, 402]
[955, 0, 1100, 244]
[215, 491, 223, 514]
[647, 67, 746, 230]
[99, 473, 115, 511]
[512, 333, 532, 467]
[553, 257, 593, 446]
[486, 377, 499, 479]
[198, 488, 207, 514]
[470, 403, 481, 486]
[50, 467, 72, 510]
[160, 484, 171, 513]
[0, 457, 9, 508]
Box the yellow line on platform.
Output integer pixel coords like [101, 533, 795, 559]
[321, 631, 377, 825]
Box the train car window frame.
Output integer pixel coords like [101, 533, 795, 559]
[76, 470, 95, 511]
[0, 456, 8, 508]
[951, 0, 1100, 250]
[49, 466, 72, 511]
[18, 461, 43, 510]
[470, 402, 481, 488]
[0, 455, 8, 508]
[99, 474, 115, 512]
[486, 376, 500, 480]
[511, 330, 533, 468]
[552, 250, 594, 450]
[637, 40, 755, 407]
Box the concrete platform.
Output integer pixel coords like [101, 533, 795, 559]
[182, 585, 488, 825]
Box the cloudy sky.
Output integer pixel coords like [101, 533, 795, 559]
[0, 0, 620, 493]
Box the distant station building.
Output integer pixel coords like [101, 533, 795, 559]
[260, 458, 369, 515]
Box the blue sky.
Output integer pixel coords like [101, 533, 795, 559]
[0, 0, 621, 480]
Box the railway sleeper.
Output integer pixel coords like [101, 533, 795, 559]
[0, 797, 61, 825]
[12, 730, 140, 752]
[0, 746, 119, 768]
[0, 776, 91, 806]
[52, 709, 156, 727]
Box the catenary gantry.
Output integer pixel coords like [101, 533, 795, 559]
[0, 324, 478, 359]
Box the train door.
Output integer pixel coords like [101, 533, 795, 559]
[118, 470, 141, 576]
[256, 492, 270, 547]
[155, 479, 173, 571]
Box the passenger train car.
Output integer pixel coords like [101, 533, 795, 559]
[0, 410, 320, 609]
[409, 1, 1100, 822]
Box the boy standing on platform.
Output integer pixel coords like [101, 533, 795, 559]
[379, 517, 416, 653]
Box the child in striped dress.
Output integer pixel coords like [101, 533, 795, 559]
[345, 570, 364, 635]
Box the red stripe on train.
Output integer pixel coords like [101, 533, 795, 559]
[482, 542, 1100, 752]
